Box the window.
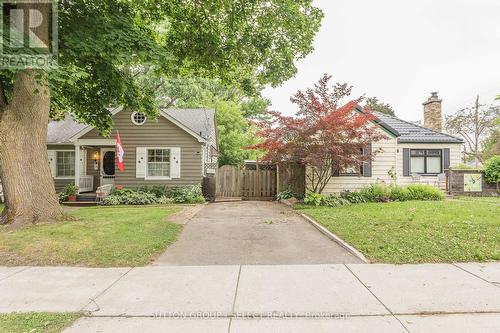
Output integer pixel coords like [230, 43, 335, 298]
[410, 149, 442, 174]
[56, 151, 75, 177]
[147, 149, 170, 178]
[339, 164, 363, 176]
[335, 147, 364, 176]
[131, 111, 146, 125]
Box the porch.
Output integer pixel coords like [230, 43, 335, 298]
[73, 139, 116, 194]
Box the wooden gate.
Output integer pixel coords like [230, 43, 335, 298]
[216, 165, 241, 198]
[216, 165, 277, 200]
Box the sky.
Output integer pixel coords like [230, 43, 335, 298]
[263, 0, 500, 122]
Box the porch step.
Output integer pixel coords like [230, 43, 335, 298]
[63, 201, 97, 207]
[76, 194, 97, 202]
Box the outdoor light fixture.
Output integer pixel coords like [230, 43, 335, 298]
[93, 151, 99, 170]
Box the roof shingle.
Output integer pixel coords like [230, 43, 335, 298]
[374, 111, 463, 143]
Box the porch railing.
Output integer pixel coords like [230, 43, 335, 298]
[79, 175, 94, 193]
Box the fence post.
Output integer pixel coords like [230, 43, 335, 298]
[256, 158, 260, 198]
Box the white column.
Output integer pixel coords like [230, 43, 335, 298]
[74, 144, 80, 194]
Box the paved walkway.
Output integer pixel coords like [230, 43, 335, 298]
[1, 263, 499, 332]
[155, 201, 362, 265]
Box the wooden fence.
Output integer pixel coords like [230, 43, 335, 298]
[216, 165, 277, 200]
[241, 169, 277, 199]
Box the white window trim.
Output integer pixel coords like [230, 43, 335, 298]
[131, 111, 147, 126]
[54, 150, 76, 180]
[144, 147, 172, 180]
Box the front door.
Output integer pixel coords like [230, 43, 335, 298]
[100, 148, 115, 186]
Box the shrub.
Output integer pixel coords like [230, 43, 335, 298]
[167, 185, 205, 203]
[304, 190, 323, 206]
[136, 185, 166, 198]
[103, 185, 205, 205]
[359, 184, 391, 202]
[58, 192, 68, 203]
[340, 190, 366, 204]
[102, 191, 158, 205]
[406, 184, 444, 201]
[322, 194, 351, 207]
[109, 187, 135, 197]
[276, 189, 294, 201]
[388, 185, 410, 202]
[484, 156, 500, 193]
[101, 195, 122, 206]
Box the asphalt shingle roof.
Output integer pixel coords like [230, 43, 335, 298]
[162, 108, 217, 149]
[47, 109, 217, 149]
[47, 116, 88, 144]
[373, 111, 463, 144]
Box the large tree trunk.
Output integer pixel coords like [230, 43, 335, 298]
[0, 70, 63, 227]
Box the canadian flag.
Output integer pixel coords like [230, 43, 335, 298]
[115, 131, 125, 171]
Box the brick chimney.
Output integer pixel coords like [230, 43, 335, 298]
[422, 92, 442, 131]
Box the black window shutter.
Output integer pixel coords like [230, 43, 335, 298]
[443, 148, 450, 171]
[403, 148, 410, 176]
[363, 143, 372, 177]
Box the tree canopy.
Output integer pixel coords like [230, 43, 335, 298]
[139, 76, 266, 166]
[444, 96, 500, 164]
[0, 0, 323, 133]
[364, 96, 396, 116]
[482, 117, 500, 160]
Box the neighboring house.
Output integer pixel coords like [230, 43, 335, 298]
[322, 93, 464, 194]
[47, 108, 218, 193]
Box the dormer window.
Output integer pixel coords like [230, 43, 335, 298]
[131, 112, 146, 125]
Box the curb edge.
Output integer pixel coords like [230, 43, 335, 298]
[298, 212, 370, 263]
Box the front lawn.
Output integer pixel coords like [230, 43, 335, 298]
[0, 313, 79, 333]
[0, 205, 182, 266]
[296, 197, 500, 264]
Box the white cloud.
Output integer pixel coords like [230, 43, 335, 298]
[263, 0, 500, 121]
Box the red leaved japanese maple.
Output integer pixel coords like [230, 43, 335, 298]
[250, 74, 386, 193]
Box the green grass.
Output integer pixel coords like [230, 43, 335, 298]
[0, 313, 80, 333]
[0, 205, 182, 266]
[296, 197, 500, 264]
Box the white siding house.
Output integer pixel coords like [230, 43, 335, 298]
[319, 95, 464, 195]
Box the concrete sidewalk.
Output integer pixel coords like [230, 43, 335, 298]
[0, 263, 499, 332]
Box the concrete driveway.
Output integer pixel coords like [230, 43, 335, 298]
[155, 201, 362, 265]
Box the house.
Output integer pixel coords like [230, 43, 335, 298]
[47, 108, 218, 193]
[322, 93, 464, 194]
